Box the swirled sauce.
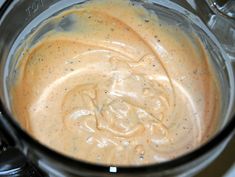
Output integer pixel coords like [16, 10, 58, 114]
[11, 0, 220, 165]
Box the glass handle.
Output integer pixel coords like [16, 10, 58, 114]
[208, 0, 235, 62]
[189, 0, 235, 62]
[212, 0, 229, 6]
[207, 0, 235, 18]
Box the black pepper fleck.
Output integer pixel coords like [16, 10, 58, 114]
[97, 20, 103, 23]
[193, 69, 198, 74]
[145, 19, 149, 23]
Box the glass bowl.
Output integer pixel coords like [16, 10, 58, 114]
[0, 0, 234, 176]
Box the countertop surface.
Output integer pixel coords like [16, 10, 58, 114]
[0, 0, 234, 177]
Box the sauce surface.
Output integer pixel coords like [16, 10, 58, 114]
[11, 0, 220, 165]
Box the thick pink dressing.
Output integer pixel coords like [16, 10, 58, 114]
[11, 0, 220, 165]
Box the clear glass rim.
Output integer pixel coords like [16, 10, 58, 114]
[0, 0, 235, 175]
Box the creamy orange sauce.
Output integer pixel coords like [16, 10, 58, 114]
[11, 0, 220, 165]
